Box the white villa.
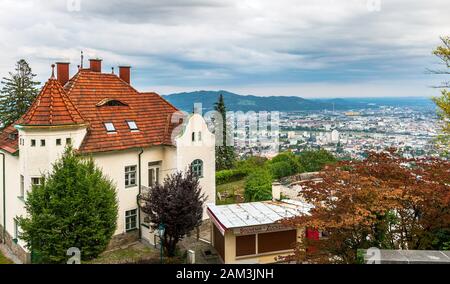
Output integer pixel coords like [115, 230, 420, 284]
[0, 59, 216, 263]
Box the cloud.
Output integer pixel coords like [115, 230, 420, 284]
[0, 0, 448, 97]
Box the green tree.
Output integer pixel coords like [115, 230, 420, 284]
[270, 152, 303, 174]
[18, 147, 118, 263]
[430, 36, 450, 153]
[214, 94, 235, 170]
[0, 59, 40, 129]
[139, 169, 205, 257]
[244, 168, 273, 202]
[297, 149, 337, 172]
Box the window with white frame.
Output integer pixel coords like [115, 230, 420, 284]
[19, 175, 24, 198]
[125, 165, 137, 187]
[191, 159, 203, 177]
[148, 161, 161, 187]
[125, 209, 138, 231]
[126, 120, 139, 131]
[31, 177, 41, 186]
[104, 122, 116, 133]
[14, 219, 19, 241]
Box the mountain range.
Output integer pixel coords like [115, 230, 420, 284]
[162, 90, 435, 112]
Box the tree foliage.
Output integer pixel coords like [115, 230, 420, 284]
[214, 94, 236, 170]
[283, 150, 450, 263]
[139, 169, 206, 257]
[244, 168, 273, 202]
[18, 147, 118, 263]
[0, 59, 40, 129]
[297, 149, 337, 172]
[431, 36, 450, 154]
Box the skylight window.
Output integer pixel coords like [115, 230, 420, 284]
[104, 122, 116, 133]
[127, 121, 139, 131]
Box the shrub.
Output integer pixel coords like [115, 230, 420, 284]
[216, 168, 247, 185]
[244, 168, 273, 202]
[297, 149, 337, 172]
[268, 161, 294, 179]
[18, 147, 118, 263]
[269, 152, 303, 174]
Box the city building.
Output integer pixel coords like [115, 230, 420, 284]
[0, 59, 216, 263]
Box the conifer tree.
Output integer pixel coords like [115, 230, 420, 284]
[214, 94, 235, 170]
[0, 59, 40, 128]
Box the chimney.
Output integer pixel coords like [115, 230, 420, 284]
[89, 58, 102, 72]
[56, 62, 70, 86]
[272, 181, 281, 201]
[119, 66, 131, 84]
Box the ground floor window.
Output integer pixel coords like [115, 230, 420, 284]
[125, 209, 138, 231]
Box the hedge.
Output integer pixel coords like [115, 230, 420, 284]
[216, 169, 247, 185]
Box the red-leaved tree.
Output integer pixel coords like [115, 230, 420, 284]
[283, 150, 450, 263]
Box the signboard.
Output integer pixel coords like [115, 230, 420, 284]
[233, 223, 291, 236]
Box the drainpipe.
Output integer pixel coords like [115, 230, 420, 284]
[137, 148, 144, 240]
[1, 152, 5, 244]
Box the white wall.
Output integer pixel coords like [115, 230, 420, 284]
[175, 113, 216, 219]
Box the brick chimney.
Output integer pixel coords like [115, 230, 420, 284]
[89, 59, 102, 72]
[56, 62, 70, 86]
[119, 66, 131, 84]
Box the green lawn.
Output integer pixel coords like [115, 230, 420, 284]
[216, 179, 245, 205]
[0, 250, 13, 264]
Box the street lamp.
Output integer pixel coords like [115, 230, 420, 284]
[158, 223, 166, 264]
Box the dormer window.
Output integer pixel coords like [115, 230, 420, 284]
[104, 122, 116, 133]
[127, 120, 139, 131]
[96, 99, 128, 107]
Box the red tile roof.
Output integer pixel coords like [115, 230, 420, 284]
[0, 67, 182, 154]
[0, 124, 19, 154]
[17, 78, 85, 126]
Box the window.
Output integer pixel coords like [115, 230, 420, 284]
[127, 120, 139, 131]
[104, 122, 116, 133]
[96, 98, 128, 107]
[56, 138, 62, 146]
[40, 139, 46, 147]
[125, 209, 138, 231]
[192, 132, 195, 142]
[125, 165, 137, 187]
[31, 139, 36, 147]
[191, 159, 203, 177]
[66, 138, 72, 145]
[198, 131, 202, 141]
[14, 219, 19, 242]
[31, 177, 41, 186]
[19, 175, 24, 198]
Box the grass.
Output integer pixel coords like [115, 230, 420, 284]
[0, 250, 13, 264]
[216, 179, 245, 205]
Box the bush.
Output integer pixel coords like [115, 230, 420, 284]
[297, 150, 337, 172]
[18, 147, 118, 263]
[216, 168, 247, 185]
[268, 161, 294, 179]
[269, 152, 303, 174]
[244, 168, 273, 202]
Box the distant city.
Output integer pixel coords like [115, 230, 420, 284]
[165, 91, 441, 159]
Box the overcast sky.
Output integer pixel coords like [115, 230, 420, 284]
[0, 0, 448, 98]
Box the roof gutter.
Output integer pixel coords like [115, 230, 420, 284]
[1, 152, 5, 243]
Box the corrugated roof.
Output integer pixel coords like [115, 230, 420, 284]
[207, 199, 313, 229]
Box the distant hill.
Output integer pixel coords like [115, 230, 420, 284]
[162, 90, 435, 112]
